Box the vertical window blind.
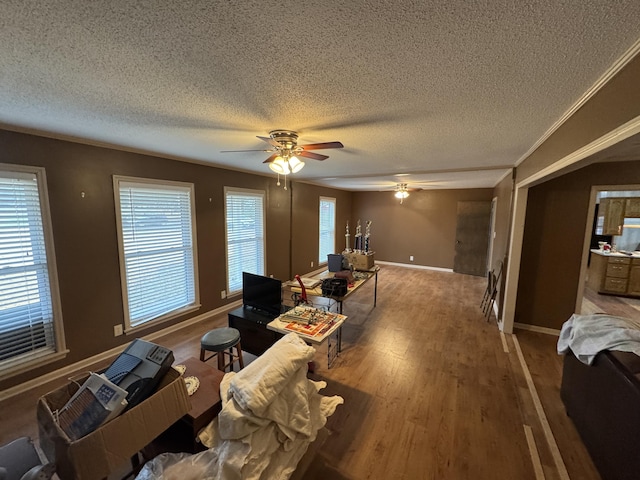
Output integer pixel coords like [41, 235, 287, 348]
[319, 197, 336, 263]
[225, 189, 265, 293]
[0, 171, 56, 366]
[117, 180, 196, 328]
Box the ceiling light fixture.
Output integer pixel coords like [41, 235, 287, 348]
[268, 156, 289, 175]
[394, 183, 409, 204]
[268, 153, 306, 190]
[268, 156, 290, 175]
[288, 155, 305, 173]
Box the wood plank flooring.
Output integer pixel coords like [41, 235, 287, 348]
[0, 266, 602, 479]
[581, 284, 640, 318]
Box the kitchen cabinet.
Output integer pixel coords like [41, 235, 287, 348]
[601, 256, 630, 294]
[588, 250, 640, 297]
[601, 198, 625, 235]
[624, 198, 640, 218]
[628, 261, 640, 296]
[603, 275, 629, 294]
[606, 257, 630, 278]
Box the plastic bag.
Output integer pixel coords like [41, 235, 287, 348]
[135, 449, 221, 480]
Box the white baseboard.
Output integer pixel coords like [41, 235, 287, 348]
[375, 260, 454, 273]
[514, 322, 560, 336]
[0, 300, 242, 402]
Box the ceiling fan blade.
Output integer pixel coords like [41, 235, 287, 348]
[262, 153, 280, 164]
[220, 149, 273, 153]
[257, 136, 282, 149]
[299, 151, 329, 161]
[300, 141, 344, 150]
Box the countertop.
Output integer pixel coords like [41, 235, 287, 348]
[590, 249, 640, 258]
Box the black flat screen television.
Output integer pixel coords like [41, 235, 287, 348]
[242, 272, 282, 316]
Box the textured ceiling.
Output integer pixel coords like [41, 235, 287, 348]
[1, 1, 640, 190]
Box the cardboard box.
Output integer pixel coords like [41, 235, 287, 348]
[345, 252, 375, 271]
[37, 368, 190, 480]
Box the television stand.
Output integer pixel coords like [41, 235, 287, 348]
[228, 305, 289, 356]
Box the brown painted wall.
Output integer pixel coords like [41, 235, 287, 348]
[492, 173, 514, 271]
[351, 189, 494, 269]
[508, 53, 640, 330]
[491, 172, 514, 316]
[516, 160, 640, 329]
[517, 54, 640, 182]
[290, 183, 352, 277]
[0, 129, 349, 390]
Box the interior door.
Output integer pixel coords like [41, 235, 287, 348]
[453, 201, 491, 276]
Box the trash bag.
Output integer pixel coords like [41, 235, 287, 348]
[135, 449, 221, 480]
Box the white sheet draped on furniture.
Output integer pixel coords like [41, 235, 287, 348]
[136, 333, 344, 480]
[557, 313, 640, 365]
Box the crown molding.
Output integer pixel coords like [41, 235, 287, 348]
[516, 37, 640, 168]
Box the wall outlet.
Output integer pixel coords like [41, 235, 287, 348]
[221, 290, 226, 299]
[410, 255, 414, 261]
[311, 261, 314, 267]
[114, 324, 123, 337]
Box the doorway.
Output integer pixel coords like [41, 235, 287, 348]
[577, 185, 640, 316]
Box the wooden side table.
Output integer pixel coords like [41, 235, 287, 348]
[143, 357, 225, 456]
[180, 357, 225, 441]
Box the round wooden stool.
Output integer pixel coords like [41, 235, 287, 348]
[200, 327, 245, 372]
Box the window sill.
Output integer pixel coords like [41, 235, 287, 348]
[0, 349, 70, 382]
[226, 291, 242, 300]
[124, 303, 202, 335]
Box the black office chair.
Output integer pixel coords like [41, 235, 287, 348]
[0, 437, 54, 480]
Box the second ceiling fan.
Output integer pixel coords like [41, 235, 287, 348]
[222, 129, 344, 175]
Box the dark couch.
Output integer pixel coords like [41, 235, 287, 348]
[561, 348, 640, 480]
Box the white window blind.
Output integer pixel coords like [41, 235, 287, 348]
[0, 171, 56, 367]
[225, 189, 265, 294]
[116, 179, 196, 328]
[319, 197, 336, 263]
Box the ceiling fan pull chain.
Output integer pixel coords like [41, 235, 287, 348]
[276, 173, 281, 186]
[284, 174, 288, 190]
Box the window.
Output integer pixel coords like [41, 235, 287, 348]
[225, 188, 265, 294]
[0, 165, 65, 378]
[319, 197, 336, 264]
[114, 177, 198, 330]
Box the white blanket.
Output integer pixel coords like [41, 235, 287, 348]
[226, 331, 316, 418]
[197, 332, 344, 480]
[557, 313, 640, 365]
[136, 333, 343, 480]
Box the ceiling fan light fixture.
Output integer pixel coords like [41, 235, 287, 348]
[222, 130, 342, 187]
[288, 156, 305, 173]
[269, 156, 290, 175]
[394, 190, 409, 199]
[395, 183, 410, 203]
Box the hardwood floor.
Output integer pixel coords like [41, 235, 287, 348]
[0, 266, 601, 479]
[514, 329, 600, 480]
[581, 284, 640, 318]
